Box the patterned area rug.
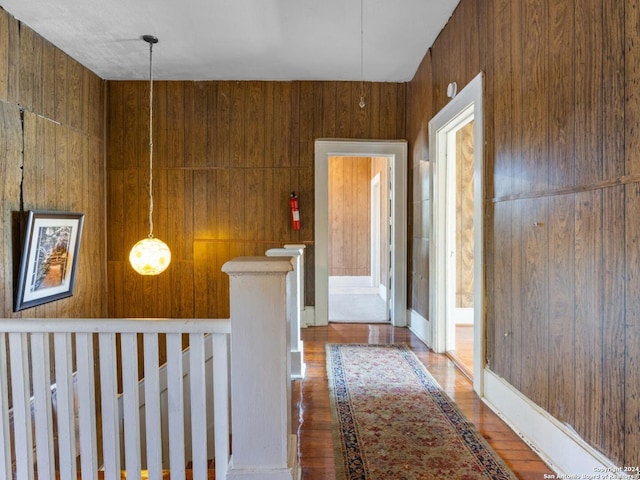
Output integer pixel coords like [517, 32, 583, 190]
[326, 344, 518, 479]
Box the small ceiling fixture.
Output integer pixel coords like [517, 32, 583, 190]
[358, 0, 366, 109]
[129, 35, 171, 275]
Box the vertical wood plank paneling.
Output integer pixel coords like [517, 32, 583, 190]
[574, 190, 604, 449]
[18, 24, 35, 111]
[509, 1, 524, 195]
[406, 0, 638, 467]
[547, 194, 575, 423]
[574, 0, 604, 185]
[0, 9, 9, 102]
[547, 0, 575, 188]
[519, 197, 549, 408]
[0, 102, 21, 315]
[626, 0, 640, 176]
[5, 9, 19, 104]
[509, 200, 523, 391]
[67, 58, 83, 130]
[601, 186, 625, 464]
[491, 4, 513, 199]
[54, 47, 68, 126]
[185, 83, 208, 168]
[229, 82, 245, 167]
[602, 0, 625, 180]
[1, 8, 107, 318]
[626, 183, 640, 467]
[245, 81, 265, 168]
[41, 41, 56, 120]
[107, 79, 405, 319]
[166, 82, 185, 169]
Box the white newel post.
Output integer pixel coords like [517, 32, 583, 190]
[266, 247, 305, 379]
[222, 256, 301, 480]
[283, 244, 307, 328]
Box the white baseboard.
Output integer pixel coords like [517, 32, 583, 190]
[483, 369, 623, 477]
[329, 276, 372, 288]
[454, 307, 474, 325]
[408, 309, 431, 348]
[378, 283, 387, 301]
[302, 306, 315, 327]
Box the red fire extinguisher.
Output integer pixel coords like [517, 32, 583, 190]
[290, 192, 301, 230]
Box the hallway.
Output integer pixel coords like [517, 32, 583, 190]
[294, 324, 554, 479]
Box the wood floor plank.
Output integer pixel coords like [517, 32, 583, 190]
[295, 323, 554, 479]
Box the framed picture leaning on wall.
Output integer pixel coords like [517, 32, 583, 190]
[14, 210, 85, 312]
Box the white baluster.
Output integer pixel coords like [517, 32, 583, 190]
[143, 333, 162, 478]
[54, 333, 77, 480]
[76, 333, 98, 480]
[190, 333, 208, 479]
[0, 334, 11, 480]
[121, 332, 141, 479]
[213, 333, 229, 480]
[99, 333, 121, 480]
[9, 332, 34, 480]
[166, 332, 185, 480]
[31, 332, 55, 479]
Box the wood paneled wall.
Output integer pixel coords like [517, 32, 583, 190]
[328, 156, 371, 277]
[106, 81, 405, 319]
[455, 122, 474, 309]
[408, 0, 639, 467]
[0, 7, 107, 318]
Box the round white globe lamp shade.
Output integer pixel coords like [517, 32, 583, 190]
[129, 237, 171, 275]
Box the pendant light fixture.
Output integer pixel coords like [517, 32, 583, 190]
[129, 35, 171, 275]
[358, 0, 366, 109]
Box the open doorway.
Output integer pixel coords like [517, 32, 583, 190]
[429, 73, 484, 395]
[327, 156, 390, 323]
[443, 118, 475, 378]
[314, 140, 407, 327]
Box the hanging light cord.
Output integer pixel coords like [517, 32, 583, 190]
[147, 37, 156, 239]
[359, 0, 366, 109]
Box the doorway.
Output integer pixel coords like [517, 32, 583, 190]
[429, 73, 484, 394]
[444, 118, 475, 379]
[314, 140, 407, 327]
[327, 156, 390, 323]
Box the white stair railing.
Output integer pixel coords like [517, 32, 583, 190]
[0, 318, 230, 480]
[0, 255, 300, 480]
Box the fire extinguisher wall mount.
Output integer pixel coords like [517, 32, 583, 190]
[290, 192, 300, 230]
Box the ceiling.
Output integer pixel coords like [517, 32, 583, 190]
[0, 0, 459, 82]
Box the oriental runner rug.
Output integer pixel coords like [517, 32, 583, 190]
[326, 344, 518, 480]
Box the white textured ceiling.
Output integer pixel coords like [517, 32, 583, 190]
[0, 0, 459, 82]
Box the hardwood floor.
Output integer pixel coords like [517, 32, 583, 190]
[294, 323, 555, 479]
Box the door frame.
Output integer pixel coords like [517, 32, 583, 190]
[370, 172, 382, 291]
[428, 73, 484, 394]
[314, 140, 407, 327]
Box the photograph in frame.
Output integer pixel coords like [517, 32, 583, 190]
[14, 210, 84, 312]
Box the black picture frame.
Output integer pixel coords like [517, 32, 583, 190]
[14, 210, 84, 312]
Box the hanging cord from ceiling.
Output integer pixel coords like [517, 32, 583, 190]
[359, 0, 366, 109]
[143, 34, 158, 239]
